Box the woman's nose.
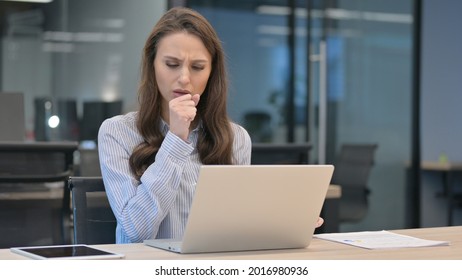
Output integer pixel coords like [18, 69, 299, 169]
[178, 67, 190, 85]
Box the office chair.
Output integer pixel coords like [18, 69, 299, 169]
[68, 176, 116, 245]
[331, 143, 378, 223]
[243, 111, 273, 143]
[0, 141, 78, 247]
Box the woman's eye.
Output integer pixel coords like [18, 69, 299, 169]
[166, 62, 178, 68]
[192, 65, 205, 71]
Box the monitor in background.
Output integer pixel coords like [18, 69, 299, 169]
[251, 142, 311, 164]
[0, 92, 25, 141]
[80, 100, 123, 142]
[34, 98, 79, 141]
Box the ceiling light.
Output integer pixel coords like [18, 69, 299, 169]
[1, 0, 53, 3]
[256, 5, 412, 24]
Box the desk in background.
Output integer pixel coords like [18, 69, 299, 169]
[1, 226, 460, 260]
[421, 161, 462, 226]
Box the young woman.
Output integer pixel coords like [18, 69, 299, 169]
[98, 7, 251, 243]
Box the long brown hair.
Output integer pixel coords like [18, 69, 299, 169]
[129, 7, 234, 180]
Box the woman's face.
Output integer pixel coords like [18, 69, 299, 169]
[154, 32, 212, 118]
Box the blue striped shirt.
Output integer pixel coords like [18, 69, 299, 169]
[98, 111, 251, 243]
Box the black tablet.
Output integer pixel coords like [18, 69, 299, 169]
[10, 244, 125, 260]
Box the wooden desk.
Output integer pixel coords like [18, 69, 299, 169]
[421, 161, 462, 226]
[421, 161, 462, 172]
[1, 226, 460, 260]
[326, 184, 341, 199]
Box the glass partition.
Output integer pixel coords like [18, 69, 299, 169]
[188, 0, 414, 232]
[1, 0, 166, 141]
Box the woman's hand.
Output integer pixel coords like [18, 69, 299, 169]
[169, 94, 200, 141]
[315, 217, 324, 228]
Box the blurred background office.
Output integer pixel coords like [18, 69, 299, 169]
[0, 0, 461, 239]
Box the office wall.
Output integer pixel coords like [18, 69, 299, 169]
[420, 0, 462, 226]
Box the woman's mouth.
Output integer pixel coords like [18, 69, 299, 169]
[173, 89, 191, 98]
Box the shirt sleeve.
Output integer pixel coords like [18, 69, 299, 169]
[98, 116, 194, 243]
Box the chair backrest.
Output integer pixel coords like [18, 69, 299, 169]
[331, 143, 378, 223]
[68, 176, 116, 245]
[244, 111, 273, 142]
[0, 141, 78, 246]
[251, 143, 311, 164]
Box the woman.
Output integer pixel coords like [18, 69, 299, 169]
[98, 7, 251, 243]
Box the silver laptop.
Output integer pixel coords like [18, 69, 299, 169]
[143, 164, 334, 254]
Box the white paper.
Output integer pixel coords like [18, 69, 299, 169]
[314, 230, 450, 249]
